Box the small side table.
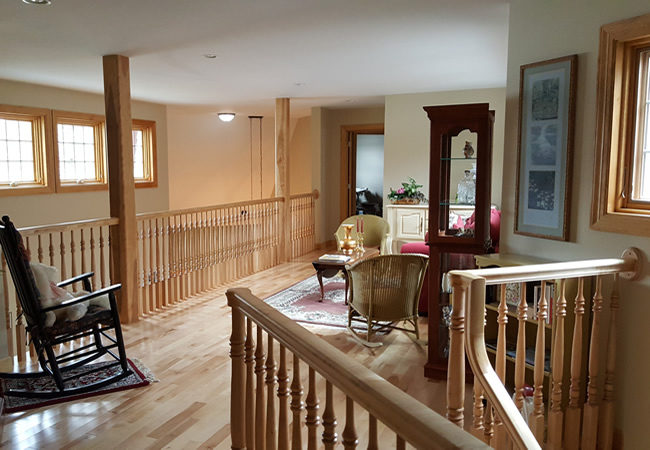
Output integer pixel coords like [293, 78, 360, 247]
[312, 248, 379, 304]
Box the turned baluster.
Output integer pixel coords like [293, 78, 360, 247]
[548, 279, 567, 449]
[137, 224, 145, 315]
[492, 284, 508, 448]
[255, 325, 267, 450]
[483, 402, 494, 444]
[447, 273, 468, 428]
[69, 230, 76, 280]
[59, 231, 66, 281]
[290, 353, 304, 450]
[149, 219, 156, 310]
[244, 318, 256, 448]
[529, 280, 547, 443]
[598, 274, 619, 449]
[514, 283, 527, 411]
[229, 305, 246, 450]
[277, 345, 290, 450]
[155, 218, 163, 309]
[305, 367, 320, 450]
[367, 414, 378, 450]
[342, 397, 358, 449]
[564, 277, 585, 450]
[48, 232, 55, 267]
[2, 257, 14, 357]
[322, 381, 338, 449]
[582, 275, 604, 450]
[472, 383, 485, 439]
[266, 336, 277, 450]
[36, 235, 43, 263]
[99, 227, 106, 288]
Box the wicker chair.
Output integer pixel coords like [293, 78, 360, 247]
[0, 216, 132, 399]
[334, 215, 390, 255]
[346, 254, 428, 346]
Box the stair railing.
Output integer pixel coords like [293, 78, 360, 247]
[446, 248, 642, 449]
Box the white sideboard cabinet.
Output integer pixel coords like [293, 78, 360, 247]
[384, 204, 428, 253]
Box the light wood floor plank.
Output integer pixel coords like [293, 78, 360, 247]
[0, 250, 471, 448]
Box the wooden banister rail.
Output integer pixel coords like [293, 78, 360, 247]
[227, 287, 489, 450]
[447, 248, 642, 449]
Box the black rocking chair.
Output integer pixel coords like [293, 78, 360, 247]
[0, 215, 132, 399]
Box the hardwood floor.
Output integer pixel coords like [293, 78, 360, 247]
[0, 250, 467, 449]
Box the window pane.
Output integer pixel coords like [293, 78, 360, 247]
[57, 120, 100, 182]
[20, 141, 33, 161]
[0, 116, 41, 185]
[83, 126, 94, 144]
[21, 161, 35, 181]
[6, 120, 19, 141]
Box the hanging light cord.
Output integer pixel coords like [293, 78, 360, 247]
[249, 117, 254, 200]
[259, 118, 263, 199]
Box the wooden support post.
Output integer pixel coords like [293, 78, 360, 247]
[103, 54, 138, 323]
[275, 98, 291, 262]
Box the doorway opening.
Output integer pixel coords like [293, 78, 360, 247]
[340, 124, 384, 221]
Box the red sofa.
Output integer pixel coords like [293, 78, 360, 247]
[400, 208, 501, 315]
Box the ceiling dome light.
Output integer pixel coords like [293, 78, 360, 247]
[218, 113, 235, 122]
[22, 0, 51, 4]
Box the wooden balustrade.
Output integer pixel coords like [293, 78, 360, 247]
[227, 287, 488, 450]
[290, 190, 317, 259]
[446, 248, 642, 449]
[1, 192, 317, 362]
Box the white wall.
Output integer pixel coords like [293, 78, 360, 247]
[0, 79, 170, 226]
[503, 2, 650, 445]
[384, 88, 506, 212]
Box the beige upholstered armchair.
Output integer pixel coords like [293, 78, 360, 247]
[334, 215, 390, 255]
[346, 254, 428, 346]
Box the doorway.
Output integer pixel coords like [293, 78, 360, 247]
[340, 124, 385, 221]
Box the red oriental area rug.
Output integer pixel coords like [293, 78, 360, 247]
[1, 358, 154, 413]
[264, 275, 351, 329]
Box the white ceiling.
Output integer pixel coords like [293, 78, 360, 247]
[1, 0, 510, 117]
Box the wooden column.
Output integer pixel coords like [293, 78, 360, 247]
[103, 54, 138, 323]
[275, 98, 291, 262]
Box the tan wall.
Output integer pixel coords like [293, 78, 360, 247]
[312, 106, 385, 244]
[290, 116, 312, 195]
[503, 2, 650, 446]
[167, 107, 274, 209]
[0, 79, 169, 227]
[384, 88, 506, 211]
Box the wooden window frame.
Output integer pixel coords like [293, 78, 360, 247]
[52, 110, 108, 193]
[132, 119, 158, 188]
[591, 13, 650, 236]
[0, 105, 54, 197]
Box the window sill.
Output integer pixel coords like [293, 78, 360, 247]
[0, 185, 55, 197]
[590, 210, 650, 238]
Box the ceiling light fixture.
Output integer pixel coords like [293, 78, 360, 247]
[22, 0, 51, 4]
[203, 53, 218, 59]
[218, 113, 235, 122]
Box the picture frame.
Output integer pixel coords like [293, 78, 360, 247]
[515, 55, 577, 241]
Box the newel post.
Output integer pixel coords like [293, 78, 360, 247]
[103, 54, 138, 323]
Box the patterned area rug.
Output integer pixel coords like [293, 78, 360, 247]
[264, 275, 352, 329]
[1, 358, 155, 413]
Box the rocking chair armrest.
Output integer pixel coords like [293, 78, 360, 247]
[57, 272, 94, 289]
[41, 284, 122, 313]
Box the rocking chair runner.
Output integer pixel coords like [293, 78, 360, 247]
[0, 216, 132, 399]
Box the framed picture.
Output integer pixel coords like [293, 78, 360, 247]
[515, 55, 577, 240]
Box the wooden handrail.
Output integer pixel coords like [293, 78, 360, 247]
[19, 217, 119, 236]
[135, 197, 286, 221]
[448, 247, 642, 449]
[227, 287, 489, 449]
